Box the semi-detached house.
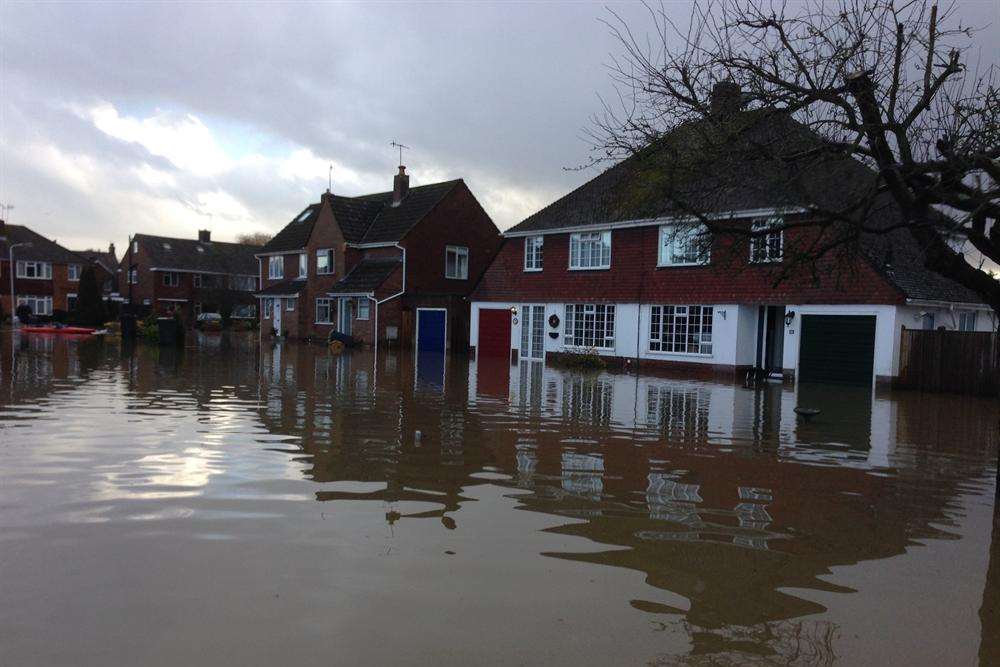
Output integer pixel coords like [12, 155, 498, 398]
[470, 84, 995, 387]
[255, 166, 501, 350]
[0, 219, 87, 319]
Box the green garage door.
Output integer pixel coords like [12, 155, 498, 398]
[799, 315, 876, 385]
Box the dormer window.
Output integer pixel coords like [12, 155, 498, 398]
[524, 236, 543, 271]
[750, 218, 784, 263]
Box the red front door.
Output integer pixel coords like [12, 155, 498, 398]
[477, 308, 512, 358]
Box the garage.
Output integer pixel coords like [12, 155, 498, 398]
[477, 308, 512, 358]
[798, 315, 877, 385]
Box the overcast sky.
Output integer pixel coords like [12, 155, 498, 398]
[1, 1, 997, 254]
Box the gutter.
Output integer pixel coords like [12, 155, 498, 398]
[502, 207, 808, 238]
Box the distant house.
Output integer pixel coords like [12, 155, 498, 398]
[0, 219, 85, 319]
[72, 243, 119, 299]
[256, 166, 501, 350]
[470, 85, 995, 387]
[120, 230, 261, 323]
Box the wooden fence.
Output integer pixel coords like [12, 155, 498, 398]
[897, 329, 1000, 395]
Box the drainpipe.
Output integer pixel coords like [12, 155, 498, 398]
[375, 243, 406, 347]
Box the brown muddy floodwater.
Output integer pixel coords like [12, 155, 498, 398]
[0, 332, 998, 666]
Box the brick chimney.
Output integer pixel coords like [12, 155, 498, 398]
[0, 219, 5, 236]
[710, 80, 742, 116]
[198, 229, 211, 243]
[392, 166, 409, 207]
[108, 242, 116, 258]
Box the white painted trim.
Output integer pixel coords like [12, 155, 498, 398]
[905, 298, 991, 310]
[326, 291, 375, 298]
[156, 298, 189, 303]
[149, 267, 256, 278]
[254, 249, 306, 258]
[348, 242, 398, 249]
[504, 207, 808, 238]
[254, 294, 300, 299]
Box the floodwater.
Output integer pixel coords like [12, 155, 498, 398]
[0, 333, 997, 666]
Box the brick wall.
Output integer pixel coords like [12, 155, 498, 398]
[474, 221, 904, 306]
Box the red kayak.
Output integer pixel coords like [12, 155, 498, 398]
[21, 326, 98, 335]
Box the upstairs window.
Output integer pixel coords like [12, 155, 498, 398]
[564, 304, 615, 349]
[569, 231, 611, 269]
[298, 253, 308, 278]
[316, 248, 334, 275]
[445, 245, 469, 280]
[649, 305, 713, 355]
[524, 236, 544, 271]
[230, 275, 256, 291]
[128, 268, 138, 285]
[268, 256, 283, 280]
[659, 225, 710, 266]
[16, 261, 52, 279]
[750, 218, 783, 263]
[162, 272, 180, 287]
[68, 264, 81, 281]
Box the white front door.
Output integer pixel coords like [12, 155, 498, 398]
[520, 304, 545, 360]
[338, 298, 352, 335]
[272, 298, 282, 335]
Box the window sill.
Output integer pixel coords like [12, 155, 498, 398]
[523, 268, 543, 273]
[314, 322, 335, 326]
[15, 276, 53, 280]
[656, 261, 710, 268]
[749, 258, 783, 265]
[567, 266, 611, 272]
[646, 349, 713, 358]
[445, 276, 469, 281]
[563, 345, 615, 353]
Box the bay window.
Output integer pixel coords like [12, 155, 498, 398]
[649, 305, 713, 355]
[564, 304, 615, 349]
[569, 231, 611, 269]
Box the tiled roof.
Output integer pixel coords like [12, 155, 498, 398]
[327, 258, 401, 294]
[75, 248, 118, 273]
[507, 110, 985, 305]
[135, 233, 261, 275]
[0, 224, 83, 265]
[264, 180, 461, 251]
[261, 205, 320, 253]
[255, 279, 307, 297]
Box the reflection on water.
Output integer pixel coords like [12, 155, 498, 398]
[0, 332, 997, 666]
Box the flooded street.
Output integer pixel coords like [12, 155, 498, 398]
[1, 333, 997, 666]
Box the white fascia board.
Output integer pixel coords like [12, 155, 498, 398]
[502, 207, 809, 238]
[254, 293, 300, 299]
[326, 291, 375, 298]
[254, 249, 306, 258]
[348, 242, 399, 249]
[149, 267, 256, 277]
[905, 298, 992, 310]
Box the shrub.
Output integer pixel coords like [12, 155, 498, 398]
[551, 349, 606, 370]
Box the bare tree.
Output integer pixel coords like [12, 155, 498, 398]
[591, 1, 999, 311]
[236, 232, 273, 246]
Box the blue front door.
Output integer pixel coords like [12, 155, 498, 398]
[417, 309, 446, 353]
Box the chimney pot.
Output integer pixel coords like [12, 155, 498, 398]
[198, 229, 211, 243]
[710, 80, 742, 116]
[392, 166, 409, 207]
[0, 219, 5, 235]
[108, 242, 116, 257]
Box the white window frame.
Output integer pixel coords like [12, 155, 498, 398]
[316, 298, 333, 324]
[445, 245, 469, 280]
[193, 273, 202, 288]
[298, 253, 308, 279]
[16, 295, 53, 316]
[162, 272, 180, 287]
[128, 268, 139, 285]
[68, 264, 81, 281]
[316, 248, 334, 275]
[524, 236, 544, 272]
[285, 298, 295, 312]
[268, 256, 284, 280]
[357, 298, 371, 321]
[16, 260, 53, 280]
[958, 311, 978, 331]
[568, 231, 611, 270]
[658, 224, 710, 266]
[750, 218, 784, 264]
[263, 298, 273, 320]
[648, 305, 714, 355]
[564, 304, 616, 350]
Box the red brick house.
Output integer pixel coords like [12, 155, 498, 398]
[0, 220, 86, 320]
[471, 86, 995, 387]
[120, 230, 261, 323]
[256, 167, 501, 349]
[73, 243, 119, 300]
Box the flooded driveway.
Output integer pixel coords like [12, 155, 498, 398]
[1, 333, 997, 665]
